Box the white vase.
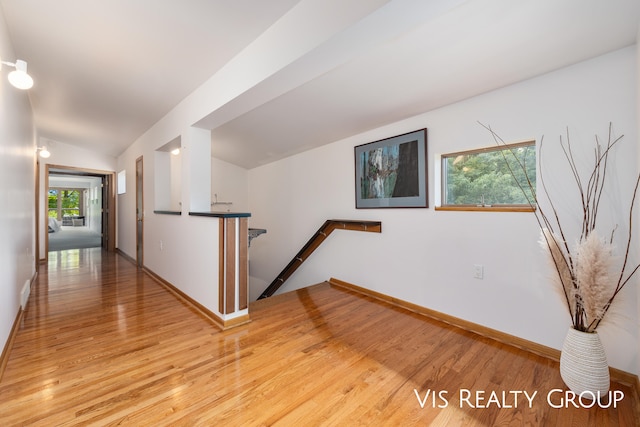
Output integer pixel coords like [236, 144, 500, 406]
[559, 327, 610, 397]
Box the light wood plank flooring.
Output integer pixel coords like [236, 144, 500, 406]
[0, 248, 638, 426]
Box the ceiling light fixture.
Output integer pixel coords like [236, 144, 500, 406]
[0, 56, 34, 89]
[171, 148, 180, 155]
[37, 146, 51, 158]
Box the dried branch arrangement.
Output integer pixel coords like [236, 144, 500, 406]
[482, 122, 640, 332]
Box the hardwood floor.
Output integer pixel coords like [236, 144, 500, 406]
[0, 248, 638, 426]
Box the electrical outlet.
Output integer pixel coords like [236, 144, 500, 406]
[473, 264, 484, 279]
[160, 240, 164, 251]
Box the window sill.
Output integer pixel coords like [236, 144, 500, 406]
[435, 205, 536, 213]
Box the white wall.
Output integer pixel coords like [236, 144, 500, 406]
[117, 134, 250, 317]
[37, 140, 117, 259]
[115, 0, 399, 317]
[0, 9, 36, 355]
[248, 47, 639, 374]
[170, 151, 182, 211]
[212, 157, 249, 212]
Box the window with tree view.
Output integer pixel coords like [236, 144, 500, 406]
[48, 189, 81, 219]
[441, 141, 536, 208]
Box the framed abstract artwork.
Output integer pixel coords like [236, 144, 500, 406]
[355, 129, 427, 208]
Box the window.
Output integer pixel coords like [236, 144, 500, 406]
[117, 170, 126, 195]
[48, 189, 82, 219]
[439, 141, 536, 211]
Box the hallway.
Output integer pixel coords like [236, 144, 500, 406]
[0, 249, 637, 425]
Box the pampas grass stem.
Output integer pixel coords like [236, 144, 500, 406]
[481, 122, 640, 332]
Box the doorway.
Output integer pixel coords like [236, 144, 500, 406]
[45, 165, 116, 258]
[48, 186, 100, 250]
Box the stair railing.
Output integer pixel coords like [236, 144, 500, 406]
[257, 219, 381, 299]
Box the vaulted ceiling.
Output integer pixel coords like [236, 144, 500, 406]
[1, 0, 639, 168]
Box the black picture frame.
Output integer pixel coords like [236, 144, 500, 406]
[354, 129, 428, 208]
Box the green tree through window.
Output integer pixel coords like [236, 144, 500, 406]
[48, 189, 58, 218]
[442, 141, 536, 207]
[48, 189, 81, 219]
